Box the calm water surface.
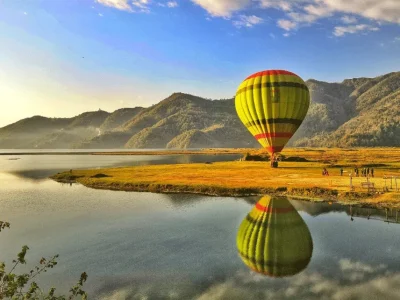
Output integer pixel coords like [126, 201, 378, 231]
[1, 153, 400, 299]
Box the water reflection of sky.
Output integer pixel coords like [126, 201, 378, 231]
[1, 155, 400, 299]
[0, 153, 240, 180]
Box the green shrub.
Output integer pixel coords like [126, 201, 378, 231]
[0, 221, 87, 299]
[242, 153, 270, 161]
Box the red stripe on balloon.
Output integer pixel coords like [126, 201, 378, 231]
[255, 202, 294, 213]
[267, 146, 284, 154]
[254, 132, 293, 139]
[246, 70, 298, 80]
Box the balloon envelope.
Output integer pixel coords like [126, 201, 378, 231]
[235, 70, 310, 155]
[237, 196, 313, 277]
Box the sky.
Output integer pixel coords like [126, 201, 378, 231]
[0, 0, 399, 127]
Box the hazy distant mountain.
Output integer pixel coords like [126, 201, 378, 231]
[0, 111, 110, 149]
[0, 116, 69, 148]
[1, 71, 399, 149]
[121, 94, 256, 149]
[99, 107, 144, 132]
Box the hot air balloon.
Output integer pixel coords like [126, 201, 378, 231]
[237, 196, 313, 277]
[235, 70, 310, 166]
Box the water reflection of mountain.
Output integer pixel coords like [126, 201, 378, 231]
[291, 200, 399, 223]
[290, 200, 347, 216]
[162, 193, 206, 207]
[242, 196, 399, 224]
[237, 196, 313, 277]
[240, 196, 348, 216]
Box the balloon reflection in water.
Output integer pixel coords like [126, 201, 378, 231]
[237, 196, 313, 277]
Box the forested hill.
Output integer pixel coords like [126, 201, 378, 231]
[292, 72, 400, 147]
[1, 71, 399, 149]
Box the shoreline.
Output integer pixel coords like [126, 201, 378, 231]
[0, 149, 246, 156]
[51, 176, 395, 209]
[50, 152, 400, 209]
[3, 146, 400, 157]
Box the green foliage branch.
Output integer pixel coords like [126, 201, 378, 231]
[0, 221, 87, 300]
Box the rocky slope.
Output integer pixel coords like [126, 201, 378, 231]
[293, 72, 400, 147]
[1, 71, 399, 149]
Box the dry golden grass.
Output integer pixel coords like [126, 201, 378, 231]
[51, 148, 400, 208]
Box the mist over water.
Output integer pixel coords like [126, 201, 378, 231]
[0, 152, 240, 180]
[1, 153, 400, 299]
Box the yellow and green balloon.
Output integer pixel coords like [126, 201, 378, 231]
[235, 70, 310, 155]
[237, 196, 313, 277]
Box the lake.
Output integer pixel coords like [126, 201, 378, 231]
[1, 152, 400, 299]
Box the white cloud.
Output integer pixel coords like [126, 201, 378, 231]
[98, 13, 104, 17]
[261, 0, 399, 35]
[310, 279, 339, 294]
[341, 259, 385, 272]
[96, 267, 400, 300]
[319, 0, 400, 24]
[304, 3, 333, 18]
[339, 259, 387, 281]
[288, 12, 319, 23]
[159, 1, 178, 8]
[269, 33, 276, 39]
[277, 19, 297, 31]
[233, 15, 263, 28]
[96, 0, 400, 35]
[132, 0, 151, 13]
[259, 0, 307, 11]
[96, 0, 152, 12]
[333, 24, 379, 36]
[96, 0, 132, 11]
[269, 0, 400, 24]
[190, 0, 251, 17]
[167, 1, 178, 8]
[332, 274, 400, 300]
[283, 32, 291, 37]
[341, 15, 357, 24]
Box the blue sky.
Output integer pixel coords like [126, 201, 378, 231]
[0, 0, 399, 126]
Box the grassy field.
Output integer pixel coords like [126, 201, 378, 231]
[51, 148, 400, 208]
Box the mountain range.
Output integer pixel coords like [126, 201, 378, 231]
[1, 71, 399, 149]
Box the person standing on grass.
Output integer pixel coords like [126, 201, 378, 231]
[340, 168, 343, 176]
[371, 168, 374, 177]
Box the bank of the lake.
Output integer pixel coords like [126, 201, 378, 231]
[0, 148, 244, 156]
[51, 158, 400, 209]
